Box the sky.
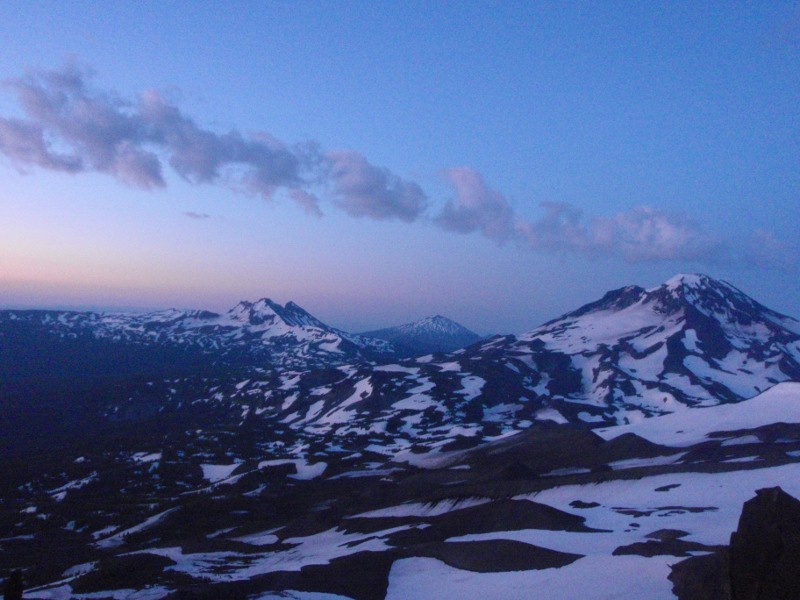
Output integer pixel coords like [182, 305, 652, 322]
[0, 1, 798, 334]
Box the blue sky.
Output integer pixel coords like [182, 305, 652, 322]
[0, 1, 798, 333]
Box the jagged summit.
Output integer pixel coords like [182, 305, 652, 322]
[227, 298, 328, 329]
[545, 273, 795, 330]
[663, 272, 713, 288]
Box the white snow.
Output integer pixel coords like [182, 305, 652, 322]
[596, 382, 800, 447]
[26, 585, 170, 599]
[316, 377, 373, 425]
[138, 525, 409, 581]
[389, 461, 800, 600]
[721, 435, 761, 447]
[95, 508, 179, 549]
[455, 375, 485, 401]
[608, 452, 687, 471]
[200, 463, 239, 483]
[232, 530, 280, 546]
[48, 472, 98, 501]
[534, 407, 568, 424]
[253, 592, 351, 600]
[435, 361, 461, 372]
[132, 452, 162, 463]
[374, 364, 420, 374]
[386, 555, 673, 600]
[350, 497, 491, 519]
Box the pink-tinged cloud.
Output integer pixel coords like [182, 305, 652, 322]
[436, 167, 516, 240]
[325, 150, 427, 221]
[588, 206, 719, 262]
[1, 63, 308, 205]
[0, 117, 82, 172]
[518, 203, 720, 262]
[0, 63, 426, 221]
[1, 63, 790, 270]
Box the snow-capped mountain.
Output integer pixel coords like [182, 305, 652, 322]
[506, 273, 800, 419]
[215, 274, 800, 458]
[6, 274, 800, 599]
[0, 297, 394, 375]
[361, 315, 482, 356]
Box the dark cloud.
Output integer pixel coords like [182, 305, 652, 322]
[325, 150, 427, 221]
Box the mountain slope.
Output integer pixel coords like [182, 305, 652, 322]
[361, 315, 482, 356]
[215, 274, 800, 459]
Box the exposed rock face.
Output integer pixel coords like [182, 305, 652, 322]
[729, 487, 800, 600]
[670, 486, 800, 600]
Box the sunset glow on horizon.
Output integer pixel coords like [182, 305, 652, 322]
[1, 1, 798, 333]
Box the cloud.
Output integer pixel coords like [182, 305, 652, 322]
[436, 167, 516, 240]
[0, 63, 316, 210]
[325, 150, 427, 221]
[589, 206, 720, 262]
[7, 63, 165, 188]
[520, 204, 721, 262]
[0, 62, 784, 270]
[436, 169, 720, 263]
[0, 63, 428, 223]
[0, 117, 82, 172]
[183, 211, 211, 220]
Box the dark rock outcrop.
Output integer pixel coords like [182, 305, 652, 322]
[729, 486, 800, 599]
[670, 486, 800, 600]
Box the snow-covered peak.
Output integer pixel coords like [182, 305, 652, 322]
[282, 301, 328, 328]
[638, 274, 795, 331]
[646, 273, 740, 305]
[361, 315, 481, 356]
[399, 315, 473, 336]
[224, 298, 328, 329]
[662, 272, 711, 290]
[227, 298, 282, 324]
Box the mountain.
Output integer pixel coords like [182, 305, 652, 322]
[361, 315, 482, 356]
[7, 384, 800, 599]
[215, 273, 800, 460]
[0, 297, 394, 380]
[0, 297, 394, 450]
[4, 273, 800, 599]
[509, 273, 800, 416]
